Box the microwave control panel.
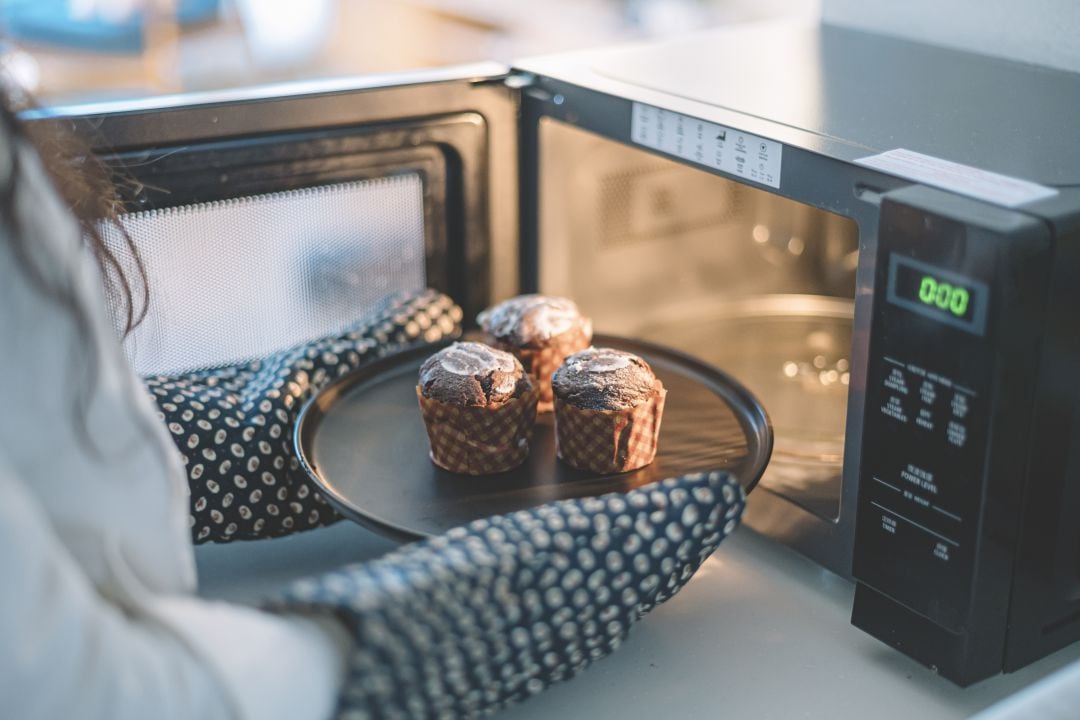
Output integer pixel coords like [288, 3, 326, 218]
[853, 205, 998, 633]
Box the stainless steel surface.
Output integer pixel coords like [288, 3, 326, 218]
[537, 119, 858, 329]
[517, 23, 1080, 186]
[536, 117, 864, 575]
[23, 62, 511, 121]
[197, 526, 1080, 718]
[106, 176, 426, 375]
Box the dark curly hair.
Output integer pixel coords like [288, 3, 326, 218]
[1, 90, 148, 334]
[0, 88, 149, 452]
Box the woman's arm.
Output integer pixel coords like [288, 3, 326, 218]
[0, 449, 345, 720]
[145, 290, 462, 544]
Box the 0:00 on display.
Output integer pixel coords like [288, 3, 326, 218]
[919, 276, 969, 318]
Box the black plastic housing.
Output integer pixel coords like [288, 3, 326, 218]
[851, 185, 1080, 685]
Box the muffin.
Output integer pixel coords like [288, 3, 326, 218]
[417, 342, 539, 475]
[552, 348, 666, 474]
[478, 294, 592, 412]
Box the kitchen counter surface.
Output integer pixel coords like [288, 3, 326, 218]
[197, 520, 1080, 719]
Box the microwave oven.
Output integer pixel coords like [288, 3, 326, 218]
[29, 22, 1080, 688]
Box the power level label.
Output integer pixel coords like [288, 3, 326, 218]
[630, 102, 782, 189]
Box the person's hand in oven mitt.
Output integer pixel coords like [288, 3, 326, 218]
[269, 469, 745, 718]
[144, 289, 463, 543]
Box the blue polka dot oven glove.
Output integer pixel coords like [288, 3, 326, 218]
[270, 470, 746, 719]
[145, 290, 463, 543]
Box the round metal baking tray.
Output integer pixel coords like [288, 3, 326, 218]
[295, 334, 772, 541]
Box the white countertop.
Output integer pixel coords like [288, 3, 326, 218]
[196, 521, 1080, 719]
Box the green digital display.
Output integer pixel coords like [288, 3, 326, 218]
[917, 275, 970, 318]
[888, 254, 987, 335]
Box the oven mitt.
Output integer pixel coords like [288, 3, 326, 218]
[144, 289, 463, 543]
[269, 470, 745, 719]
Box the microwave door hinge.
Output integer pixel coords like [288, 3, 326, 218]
[503, 72, 536, 91]
[510, 73, 568, 108]
[506, 72, 564, 107]
[468, 71, 536, 113]
[854, 184, 887, 207]
[467, 70, 534, 91]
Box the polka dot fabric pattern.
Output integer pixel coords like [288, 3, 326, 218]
[271, 470, 746, 719]
[145, 290, 464, 543]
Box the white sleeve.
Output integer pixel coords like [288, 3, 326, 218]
[0, 453, 346, 720]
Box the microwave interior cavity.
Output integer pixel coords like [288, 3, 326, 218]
[536, 118, 859, 528]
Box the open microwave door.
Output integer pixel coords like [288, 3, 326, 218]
[26, 64, 518, 375]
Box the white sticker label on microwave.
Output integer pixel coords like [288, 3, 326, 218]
[855, 148, 1058, 208]
[630, 102, 782, 189]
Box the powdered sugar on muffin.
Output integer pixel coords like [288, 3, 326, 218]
[419, 342, 531, 406]
[478, 295, 591, 348]
[552, 348, 657, 411]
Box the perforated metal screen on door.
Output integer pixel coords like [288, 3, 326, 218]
[101, 175, 427, 376]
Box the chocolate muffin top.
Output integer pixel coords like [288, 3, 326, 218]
[419, 342, 532, 407]
[552, 348, 658, 411]
[478, 295, 591, 349]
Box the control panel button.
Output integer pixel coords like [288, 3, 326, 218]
[882, 395, 908, 423]
[920, 380, 937, 405]
[858, 348, 987, 632]
[947, 421, 968, 448]
[879, 356, 976, 447]
[869, 500, 960, 560]
[916, 407, 934, 431]
[884, 366, 910, 394]
[951, 393, 969, 418]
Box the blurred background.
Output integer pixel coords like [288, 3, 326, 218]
[0, 0, 820, 105]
